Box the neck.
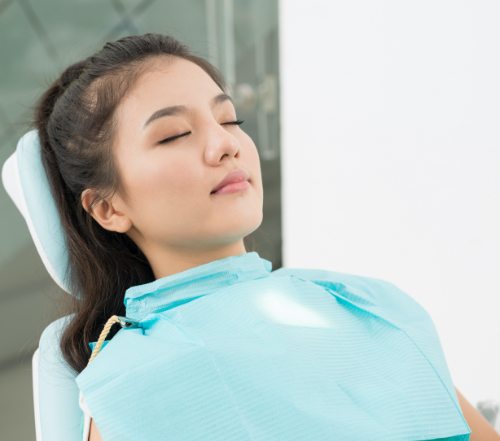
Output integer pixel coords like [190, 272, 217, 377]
[144, 240, 248, 279]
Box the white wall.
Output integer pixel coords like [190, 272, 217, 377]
[279, 0, 500, 406]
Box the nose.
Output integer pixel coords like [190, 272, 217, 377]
[203, 120, 240, 165]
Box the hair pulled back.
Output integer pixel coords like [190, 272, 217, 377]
[33, 33, 227, 373]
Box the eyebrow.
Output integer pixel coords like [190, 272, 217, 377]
[143, 93, 234, 129]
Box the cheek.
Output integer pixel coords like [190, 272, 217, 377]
[122, 154, 202, 211]
[244, 142, 263, 184]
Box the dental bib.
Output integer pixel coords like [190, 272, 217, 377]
[75, 251, 470, 441]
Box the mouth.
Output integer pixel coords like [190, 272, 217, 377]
[211, 179, 251, 195]
[211, 168, 250, 195]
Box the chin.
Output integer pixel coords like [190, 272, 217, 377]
[220, 212, 262, 236]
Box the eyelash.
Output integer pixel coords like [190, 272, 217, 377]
[158, 119, 245, 145]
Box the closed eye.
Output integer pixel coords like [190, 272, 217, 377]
[225, 119, 245, 127]
[157, 120, 245, 145]
[158, 131, 191, 144]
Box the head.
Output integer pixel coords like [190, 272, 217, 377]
[34, 33, 263, 373]
[81, 53, 263, 278]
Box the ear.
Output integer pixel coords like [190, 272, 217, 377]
[81, 188, 132, 233]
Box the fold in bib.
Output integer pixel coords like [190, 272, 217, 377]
[75, 251, 470, 441]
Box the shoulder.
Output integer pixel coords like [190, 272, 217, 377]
[274, 266, 458, 397]
[271, 266, 429, 323]
[271, 266, 444, 368]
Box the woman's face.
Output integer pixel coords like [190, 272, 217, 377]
[98, 56, 263, 276]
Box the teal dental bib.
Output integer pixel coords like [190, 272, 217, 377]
[75, 251, 470, 441]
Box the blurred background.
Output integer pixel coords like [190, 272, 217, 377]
[0, 0, 281, 439]
[1, 0, 500, 439]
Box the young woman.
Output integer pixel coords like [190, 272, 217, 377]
[32, 33, 497, 440]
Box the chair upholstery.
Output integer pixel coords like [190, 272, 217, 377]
[2, 130, 72, 293]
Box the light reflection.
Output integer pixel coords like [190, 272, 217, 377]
[256, 290, 335, 328]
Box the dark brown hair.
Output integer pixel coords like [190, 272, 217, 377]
[33, 33, 228, 374]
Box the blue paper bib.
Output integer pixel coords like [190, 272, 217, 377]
[76, 252, 470, 440]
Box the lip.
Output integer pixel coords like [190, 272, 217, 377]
[211, 169, 250, 194]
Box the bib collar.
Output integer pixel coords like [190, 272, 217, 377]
[123, 251, 273, 321]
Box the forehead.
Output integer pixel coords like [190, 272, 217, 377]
[122, 56, 222, 112]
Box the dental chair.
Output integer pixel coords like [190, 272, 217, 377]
[2, 130, 90, 441]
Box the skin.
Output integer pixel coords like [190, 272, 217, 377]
[81, 57, 499, 440]
[455, 387, 500, 440]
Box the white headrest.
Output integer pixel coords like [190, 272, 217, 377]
[1, 130, 73, 295]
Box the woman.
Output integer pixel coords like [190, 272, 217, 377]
[33, 33, 496, 440]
